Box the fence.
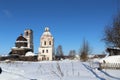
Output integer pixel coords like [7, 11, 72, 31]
[99, 63, 120, 69]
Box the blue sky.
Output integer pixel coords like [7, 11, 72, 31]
[0, 0, 118, 55]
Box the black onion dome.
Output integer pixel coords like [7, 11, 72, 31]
[16, 34, 27, 41]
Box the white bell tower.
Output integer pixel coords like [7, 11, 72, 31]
[24, 29, 34, 52]
[38, 27, 54, 61]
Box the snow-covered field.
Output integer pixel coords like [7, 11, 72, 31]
[0, 60, 120, 80]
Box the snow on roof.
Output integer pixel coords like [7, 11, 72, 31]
[99, 55, 120, 63]
[88, 54, 95, 58]
[12, 47, 17, 49]
[25, 52, 35, 56]
[107, 47, 120, 50]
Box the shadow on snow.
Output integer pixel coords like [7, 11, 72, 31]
[99, 70, 120, 80]
[82, 63, 106, 80]
[83, 63, 120, 80]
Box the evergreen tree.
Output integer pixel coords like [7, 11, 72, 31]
[56, 45, 64, 58]
[79, 39, 91, 61]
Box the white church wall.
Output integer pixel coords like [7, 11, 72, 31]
[38, 27, 54, 61]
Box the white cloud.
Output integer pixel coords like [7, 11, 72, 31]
[2, 9, 12, 18]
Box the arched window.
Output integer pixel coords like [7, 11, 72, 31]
[42, 57, 44, 60]
[46, 50, 48, 53]
[44, 41, 46, 45]
[42, 50, 44, 53]
[25, 31, 29, 36]
[49, 41, 51, 45]
[47, 57, 49, 60]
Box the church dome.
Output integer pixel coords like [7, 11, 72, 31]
[41, 27, 52, 37]
[16, 34, 27, 41]
[15, 34, 28, 48]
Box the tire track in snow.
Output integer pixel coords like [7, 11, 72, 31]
[99, 70, 120, 80]
[83, 63, 120, 80]
[82, 63, 106, 80]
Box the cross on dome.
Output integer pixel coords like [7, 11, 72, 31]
[45, 27, 49, 32]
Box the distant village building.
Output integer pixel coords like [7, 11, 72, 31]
[10, 29, 34, 56]
[106, 47, 120, 56]
[98, 47, 120, 69]
[38, 27, 54, 61]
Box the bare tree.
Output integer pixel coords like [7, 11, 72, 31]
[79, 39, 91, 61]
[69, 50, 76, 59]
[103, 13, 120, 48]
[56, 45, 64, 59]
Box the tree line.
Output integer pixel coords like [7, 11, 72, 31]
[55, 39, 91, 61]
[56, 12, 120, 61]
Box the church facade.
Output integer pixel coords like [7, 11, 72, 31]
[38, 27, 54, 61]
[10, 29, 34, 56]
[9, 27, 54, 61]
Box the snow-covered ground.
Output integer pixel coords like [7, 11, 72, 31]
[0, 60, 120, 80]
